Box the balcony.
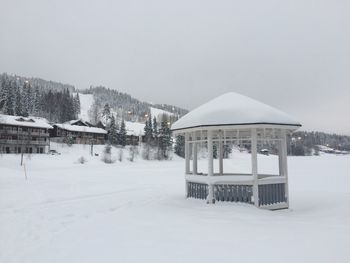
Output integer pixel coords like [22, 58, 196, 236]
[0, 139, 48, 145]
[0, 130, 49, 137]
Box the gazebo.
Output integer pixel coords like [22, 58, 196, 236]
[171, 92, 301, 210]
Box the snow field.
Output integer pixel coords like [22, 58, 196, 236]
[0, 144, 349, 263]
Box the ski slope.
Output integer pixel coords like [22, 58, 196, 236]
[77, 93, 94, 121]
[150, 107, 174, 119]
[0, 145, 349, 263]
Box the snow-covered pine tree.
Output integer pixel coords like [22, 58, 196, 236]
[119, 119, 127, 147]
[33, 86, 41, 116]
[15, 84, 22, 116]
[144, 115, 153, 144]
[0, 74, 10, 112]
[22, 81, 33, 117]
[108, 115, 118, 145]
[158, 115, 172, 159]
[5, 81, 15, 115]
[174, 135, 185, 158]
[152, 116, 158, 138]
[102, 103, 111, 124]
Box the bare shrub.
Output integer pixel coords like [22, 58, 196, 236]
[118, 148, 123, 162]
[78, 156, 87, 164]
[102, 145, 115, 163]
[128, 146, 138, 162]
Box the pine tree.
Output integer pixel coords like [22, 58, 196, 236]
[5, 81, 15, 115]
[102, 103, 111, 124]
[119, 119, 127, 147]
[33, 86, 41, 116]
[152, 116, 158, 138]
[22, 81, 33, 116]
[108, 115, 118, 145]
[0, 74, 9, 112]
[174, 135, 185, 158]
[14, 84, 21, 115]
[158, 115, 172, 159]
[144, 114, 153, 144]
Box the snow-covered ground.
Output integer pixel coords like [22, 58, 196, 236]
[0, 145, 349, 263]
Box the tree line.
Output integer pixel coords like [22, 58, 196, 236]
[143, 113, 172, 160]
[0, 73, 80, 123]
[102, 104, 128, 147]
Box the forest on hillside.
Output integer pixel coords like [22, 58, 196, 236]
[0, 73, 80, 123]
[81, 86, 188, 124]
[1, 72, 349, 157]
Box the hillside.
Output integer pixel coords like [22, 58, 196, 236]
[81, 86, 188, 124]
[0, 73, 75, 93]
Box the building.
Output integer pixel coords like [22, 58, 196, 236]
[50, 119, 107, 144]
[125, 121, 145, 145]
[0, 114, 52, 154]
[96, 120, 145, 145]
[171, 92, 301, 210]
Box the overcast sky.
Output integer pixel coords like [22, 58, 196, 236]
[0, 0, 349, 134]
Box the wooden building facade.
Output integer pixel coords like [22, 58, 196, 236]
[50, 120, 107, 144]
[0, 114, 52, 154]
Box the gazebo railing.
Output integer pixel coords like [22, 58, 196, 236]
[258, 183, 286, 206]
[187, 182, 208, 200]
[187, 182, 253, 204]
[214, 184, 253, 203]
[186, 180, 288, 208]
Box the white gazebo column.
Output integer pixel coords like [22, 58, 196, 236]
[192, 140, 198, 175]
[185, 133, 190, 174]
[218, 131, 223, 175]
[278, 134, 283, 176]
[184, 132, 190, 198]
[251, 128, 259, 207]
[207, 130, 215, 204]
[281, 130, 289, 207]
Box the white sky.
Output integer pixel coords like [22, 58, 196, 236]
[0, 0, 349, 134]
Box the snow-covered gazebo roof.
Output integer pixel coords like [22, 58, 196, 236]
[172, 92, 301, 131]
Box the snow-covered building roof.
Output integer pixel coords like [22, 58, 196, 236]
[125, 121, 145, 136]
[171, 92, 301, 131]
[0, 114, 53, 129]
[55, 124, 107, 134]
[65, 119, 94, 127]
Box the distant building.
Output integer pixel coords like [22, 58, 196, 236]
[259, 149, 269, 155]
[97, 120, 145, 145]
[50, 119, 107, 144]
[125, 121, 145, 145]
[0, 114, 52, 154]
